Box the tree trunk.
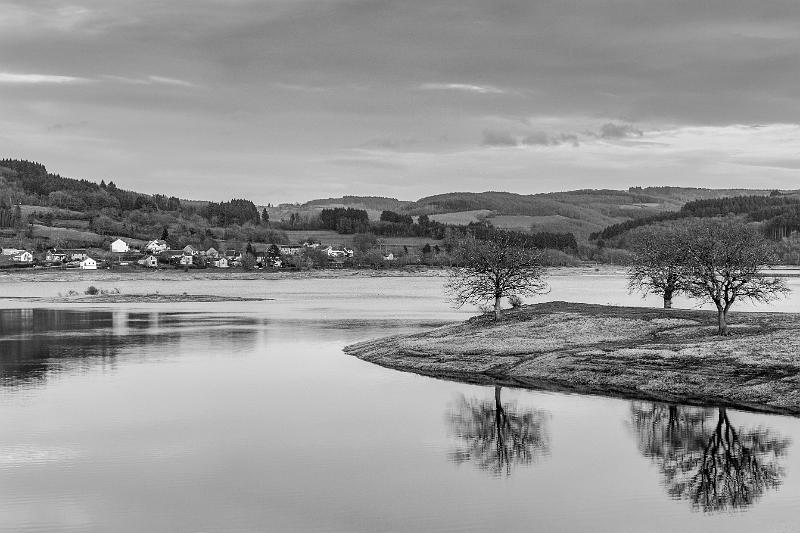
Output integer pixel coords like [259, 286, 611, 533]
[717, 308, 729, 335]
[663, 294, 672, 309]
[494, 295, 502, 321]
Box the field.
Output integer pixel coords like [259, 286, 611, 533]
[284, 229, 442, 249]
[428, 210, 492, 225]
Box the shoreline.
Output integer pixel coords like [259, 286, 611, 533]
[344, 301, 800, 416]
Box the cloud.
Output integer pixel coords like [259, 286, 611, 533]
[481, 129, 518, 146]
[101, 75, 195, 87]
[522, 131, 580, 147]
[419, 83, 506, 95]
[0, 72, 90, 84]
[597, 123, 643, 139]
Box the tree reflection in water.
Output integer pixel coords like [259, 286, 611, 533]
[629, 402, 790, 512]
[446, 386, 550, 476]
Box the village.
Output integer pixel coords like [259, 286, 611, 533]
[0, 238, 357, 271]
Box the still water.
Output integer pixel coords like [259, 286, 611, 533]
[1, 274, 800, 532]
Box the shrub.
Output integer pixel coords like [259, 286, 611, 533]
[85, 285, 99, 295]
[508, 294, 524, 308]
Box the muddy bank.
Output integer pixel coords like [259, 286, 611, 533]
[344, 301, 800, 416]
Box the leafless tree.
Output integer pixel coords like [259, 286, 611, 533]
[445, 234, 548, 320]
[627, 226, 689, 309]
[446, 386, 550, 476]
[629, 402, 790, 512]
[680, 218, 789, 335]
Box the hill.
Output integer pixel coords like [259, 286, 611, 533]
[294, 188, 784, 243]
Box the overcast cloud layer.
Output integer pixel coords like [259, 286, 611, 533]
[1, 0, 799, 203]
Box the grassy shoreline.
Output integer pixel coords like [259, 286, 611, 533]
[344, 301, 800, 416]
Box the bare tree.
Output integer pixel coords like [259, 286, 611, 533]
[445, 234, 548, 320]
[446, 386, 550, 476]
[680, 218, 789, 335]
[629, 402, 789, 512]
[627, 226, 689, 309]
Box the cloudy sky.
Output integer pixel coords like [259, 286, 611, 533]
[2, 0, 800, 203]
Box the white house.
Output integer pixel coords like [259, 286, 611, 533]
[12, 251, 33, 263]
[383, 252, 396, 261]
[1, 248, 24, 256]
[325, 246, 354, 259]
[205, 247, 219, 258]
[278, 244, 303, 256]
[110, 239, 130, 253]
[80, 257, 97, 270]
[180, 254, 193, 266]
[138, 255, 159, 268]
[212, 257, 229, 268]
[183, 245, 197, 256]
[145, 240, 168, 254]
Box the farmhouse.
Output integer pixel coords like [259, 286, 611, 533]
[278, 244, 303, 256]
[145, 240, 168, 254]
[80, 257, 97, 270]
[12, 251, 33, 263]
[46, 249, 67, 262]
[110, 239, 130, 253]
[138, 255, 159, 268]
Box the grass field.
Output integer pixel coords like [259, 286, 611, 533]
[429, 210, 492, 225]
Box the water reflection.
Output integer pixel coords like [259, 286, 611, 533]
[446, 386, 550, 476]
[0, 309, 262, 389]
[629, 402, 791, 512]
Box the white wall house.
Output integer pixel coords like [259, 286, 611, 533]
[138, 255, 158, 268]
[145, 240, 168, 254]
[110, 239, 129, 253]
[180, 254, 193, 266]
[80, 257, 97, 270]
[212, 257, 229, 268]
[1, 248, 24, 256]
[12, 251, 33, 263]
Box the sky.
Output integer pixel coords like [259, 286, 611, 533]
[1, 0, 800, 204]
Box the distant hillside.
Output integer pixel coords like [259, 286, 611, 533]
[297, 188, 783, 243]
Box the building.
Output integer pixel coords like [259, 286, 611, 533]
[183, 245, 197, 256]
[205, 247, 219, 258]
[278, 244, 303, 256]
[46, 249, 67, 262]
[212, 257, 229, 268]
[138, 255, 159, 268]
[179, 254, 193, 266]
[62, 249, 88, 261]
[79, 257, 97, 270]
[1, 248, 24, 256]
[110, 239, 130, 253]
[12, 251, 33, 263]
[145, 240, 168, 254]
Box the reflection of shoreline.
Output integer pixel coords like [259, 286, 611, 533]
[0, 309, 263, 390]
[629, 402, 791, 512]
[446, 386, 550, 476]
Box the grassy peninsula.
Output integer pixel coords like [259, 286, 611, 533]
[345, 302, 800, 415]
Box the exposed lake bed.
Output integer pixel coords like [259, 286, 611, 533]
[345, 301, 800, 416]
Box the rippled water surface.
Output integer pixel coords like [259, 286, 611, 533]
[1, 275, 800, 532]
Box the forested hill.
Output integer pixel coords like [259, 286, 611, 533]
[299, 187, 787, 242]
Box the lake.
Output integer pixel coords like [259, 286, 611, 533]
[1, 272, 800, 532]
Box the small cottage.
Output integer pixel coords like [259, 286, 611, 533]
[145, 240, 168, 254]
[205, 247, 219, 258]
[138, 255, 159, 268]
[12, 251, 33, 263]
[110, 239, 130, 253]
[212, 257, 229, 268]
[46, 249, 67, 262]
[80, 257, 97, 270]
[180, 254, 193, 266]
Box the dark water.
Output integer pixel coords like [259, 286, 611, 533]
[1, 306, 799, 532]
